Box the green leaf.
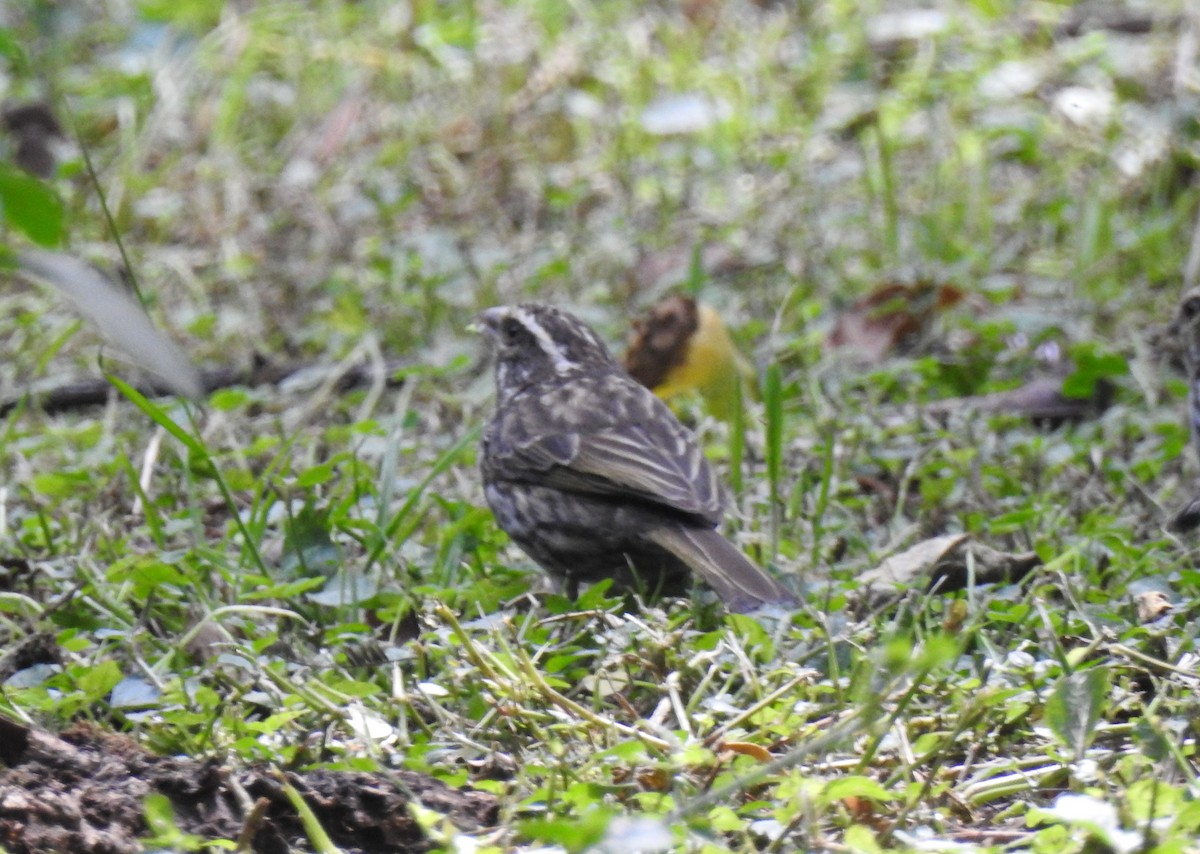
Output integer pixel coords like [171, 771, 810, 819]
[106, 374, 205, 455]
[843, 823, 884, 854]
[306, 571, 378, 606]
[209, 387, 251, 411]
[575, 577, 616, 609]
[520, 807, 613, 851]
[76, 659, 123, 701]
[1062, 343, 1127, 399]
[916, 634, 959, 669]
[1124, 778, 1182, 822]
[106, 557, 188, 597]
[1045, 667, 1109, 759]
[708, 805, 745, 832]
[30, 470, 92, 499]
[142, 793, 224, 851]
[1132, 716, 1171, 761]
[136, 0, 223, 32]
[281, 503, 341, 578]
[0, 26, 29, 65]
[824, 776, 895, 804]
[366, 426, 479, 570]
[242, 576, 327, 601]
[0, 163, 65, 245]
[326, 678, 381, 699]
[297, 460, 335, 487]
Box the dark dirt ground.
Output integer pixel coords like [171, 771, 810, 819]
[0, 715, 498, 853]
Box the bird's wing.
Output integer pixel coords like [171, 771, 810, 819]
[498, 421, 725, 523]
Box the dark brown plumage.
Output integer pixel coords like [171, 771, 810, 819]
[477, 303, 795, 612]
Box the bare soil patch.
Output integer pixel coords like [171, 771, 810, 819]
[0, 716, 497, 853]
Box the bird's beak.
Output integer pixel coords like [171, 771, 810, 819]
[470, 306, 507, 337]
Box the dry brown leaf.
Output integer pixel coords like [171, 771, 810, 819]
[636, 768, 672, 791]
[718, 741, 773, 763]
[827, 281, 965, 363]
[942, 599, 969, 633]
[842, 795, 888, 831]
[858, 534, 1041, 601]
[680, 0, 721, 30]
[629, 244, 742, 293]
[929, 376, 1114, 425]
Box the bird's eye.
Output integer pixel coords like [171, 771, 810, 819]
[501, 317, 524, 342]
[1184, 298, 1200, 321]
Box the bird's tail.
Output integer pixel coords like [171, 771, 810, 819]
[648, 525, 795, 613]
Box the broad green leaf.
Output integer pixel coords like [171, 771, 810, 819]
[1062, 343, 1127, 399]
[1045, 667, 1109, 759]
[0, 163, 64, 246]
[824, 776, 895, 804]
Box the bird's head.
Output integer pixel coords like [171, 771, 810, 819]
[475, 303, 617, 395]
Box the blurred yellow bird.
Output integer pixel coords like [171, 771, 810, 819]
[624, 295, 755, 419]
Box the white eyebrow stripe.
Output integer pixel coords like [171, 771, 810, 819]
[514, 306, 573, 372]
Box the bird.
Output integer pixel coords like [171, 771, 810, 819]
[475, 303, 795, 613]
[1167, 288, 1200, 532]
[623, 293, 755, 420]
